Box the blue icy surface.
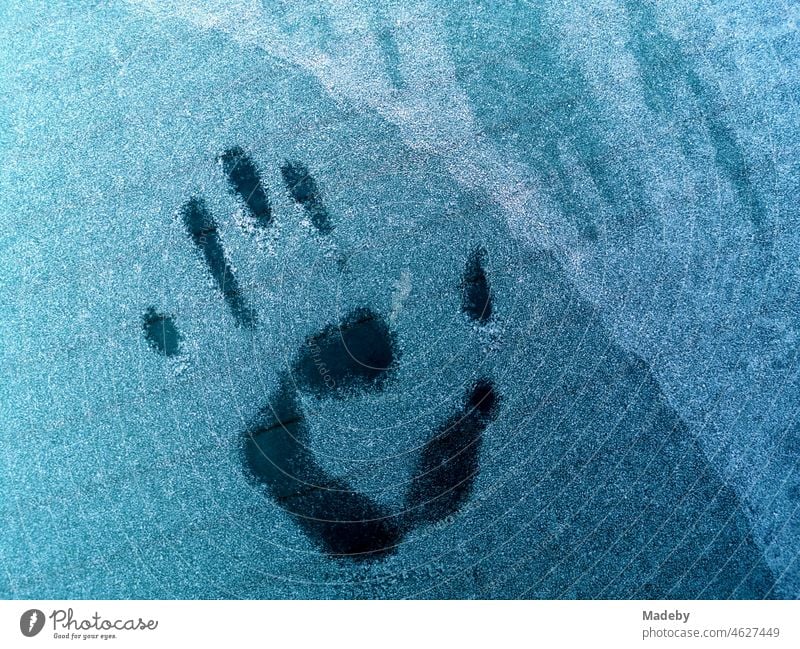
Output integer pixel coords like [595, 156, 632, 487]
[1, 0, 798, 598]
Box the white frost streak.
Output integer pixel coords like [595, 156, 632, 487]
[389, 268, 412, 325]
[126, 0, 559, 247]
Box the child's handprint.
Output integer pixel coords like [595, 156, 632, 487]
[137, 144, 778, 597]
[144, 147, 500, 559]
